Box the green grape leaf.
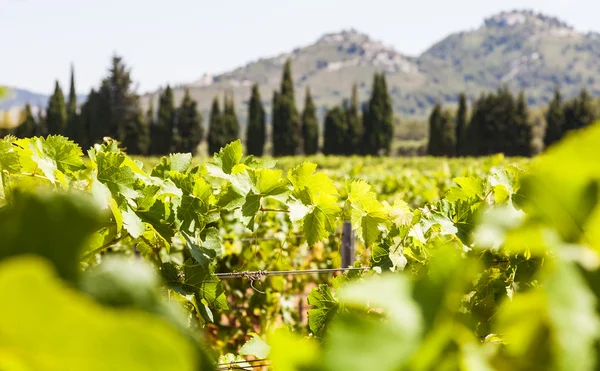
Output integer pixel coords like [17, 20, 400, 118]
[307, 284, 339, 338]
[122, 206, 145, 239]
[0, 256, 197, 371]
[0, 136, 20, 174]
[217, 185, 245, 211]
[0, 190, 103, 281]
[135, 182, 161, 211]
[183, 259, 228, 310]
[325, 274, 423, 371]
[206, 140, 243, 177]
[240, 192, 261, 230]
[348, 180, 390, 247]
[304, 194, 340, 246]
[137, 199, 177, 242]
[494, 261, 600, 371]
[249, 168, 289, 196]
[516, 123, 600, 247]
[200, 227, 223, 258]
[36, 136, 85, 175]
[288, 162, 337, 201]
[239, 334, 271, 359]
[493, 184, 511, 204]
[151, 153, 193, 178]
[268, 329, 320, 371]
[288, 199, 312, 222]
[95, 151, 138, 200]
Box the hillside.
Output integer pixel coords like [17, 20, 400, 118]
[4, 10, 600, 122]
[142, 10, 600, 122]
[0, 87, 48, 111]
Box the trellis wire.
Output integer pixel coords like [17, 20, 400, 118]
[215, 267, 367, 279]
[215, 358, 270, 370]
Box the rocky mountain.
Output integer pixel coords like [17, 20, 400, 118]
[5, 10, 600, 121]
[144, 10, 600, 122]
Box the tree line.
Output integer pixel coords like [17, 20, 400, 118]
[427, 87, 598, 157]
[1, 56, 394, 157]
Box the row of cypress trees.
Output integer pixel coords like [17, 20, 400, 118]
[208, 60, 394, 157]
[544, 88, 597, 148]
[428, 87, 598, 157]
[5, 58, 204, 156]
[6, 56, 395, 158]
[322, 76, 394, 156]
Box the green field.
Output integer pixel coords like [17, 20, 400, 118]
[1, 125, 599, 370]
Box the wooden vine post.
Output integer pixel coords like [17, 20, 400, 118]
[341, 221, 355, 268]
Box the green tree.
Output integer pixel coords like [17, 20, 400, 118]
[363, 73, 394, 155]
[151, 85, 175, 155]
[36, 105, 47, 137]
[175, 89, 203, 155]
[543, 87, 564, 148]
[272, 59, 300, 156]
[65, 65, 86, 146]
[80, 89, 104, 147]
[439, 109, 456, 157]
[511, 90, 533, 156]
[222, 93, 239, 146]
[379, 74, 394, 155]
[564, 89, 596, 133]
[323, 106, 346, 155]
[344, 84, 362, 155]
[301, 87, 319, 155]
[207, 96, 225, 155]
[105, 56, 138, 143]
[122, 107, 150, 155]
[246, 84, 266, 156]
[455, 92, 468, 156]
[46, 81, 67, 135]
[83, 56, 139, 147]
[427, 102, 442, 156]
[14, 104, 36, 138]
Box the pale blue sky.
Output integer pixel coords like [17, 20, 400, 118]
[1, 0, 598, 94]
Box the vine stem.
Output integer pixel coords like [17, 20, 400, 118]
[260, 207, 289, 213]
[81, 233, 130, 260]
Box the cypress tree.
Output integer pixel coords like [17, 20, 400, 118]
[344, 84, 362, 154]
[122, 107, 150, 155]
[222, 93, 239, 145]
[207, 97, 225, 155]
[323, 106, 346, 155]
[81, 88, 103, 147]
[512, 90, 533, 156]
[301, 87, 319, 155]
[427, 102, 442, 156]
[360, 102, 370, 155]
[379, 74, 394, 155]
[564, 89, 596, 133]
[363, 73, 394, 155]
[36, 105, 48, 137]
[46, 81, 67, 135]
[544, 87, 564, 148]
[439, 109, 456, 157]
[176, 88, 203, 155]
[65, 64, 84, 144]
[246, 84, 266, 156]
[152, 85, 175, 155]
[272, 59, 300, 156]
[14, 104, 36, 138]
[455, 92, 468, 156]
[145, 101, 155, 128]
[102, 56, 139, 144]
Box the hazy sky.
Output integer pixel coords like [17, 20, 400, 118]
[1, 0, 598, 94]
